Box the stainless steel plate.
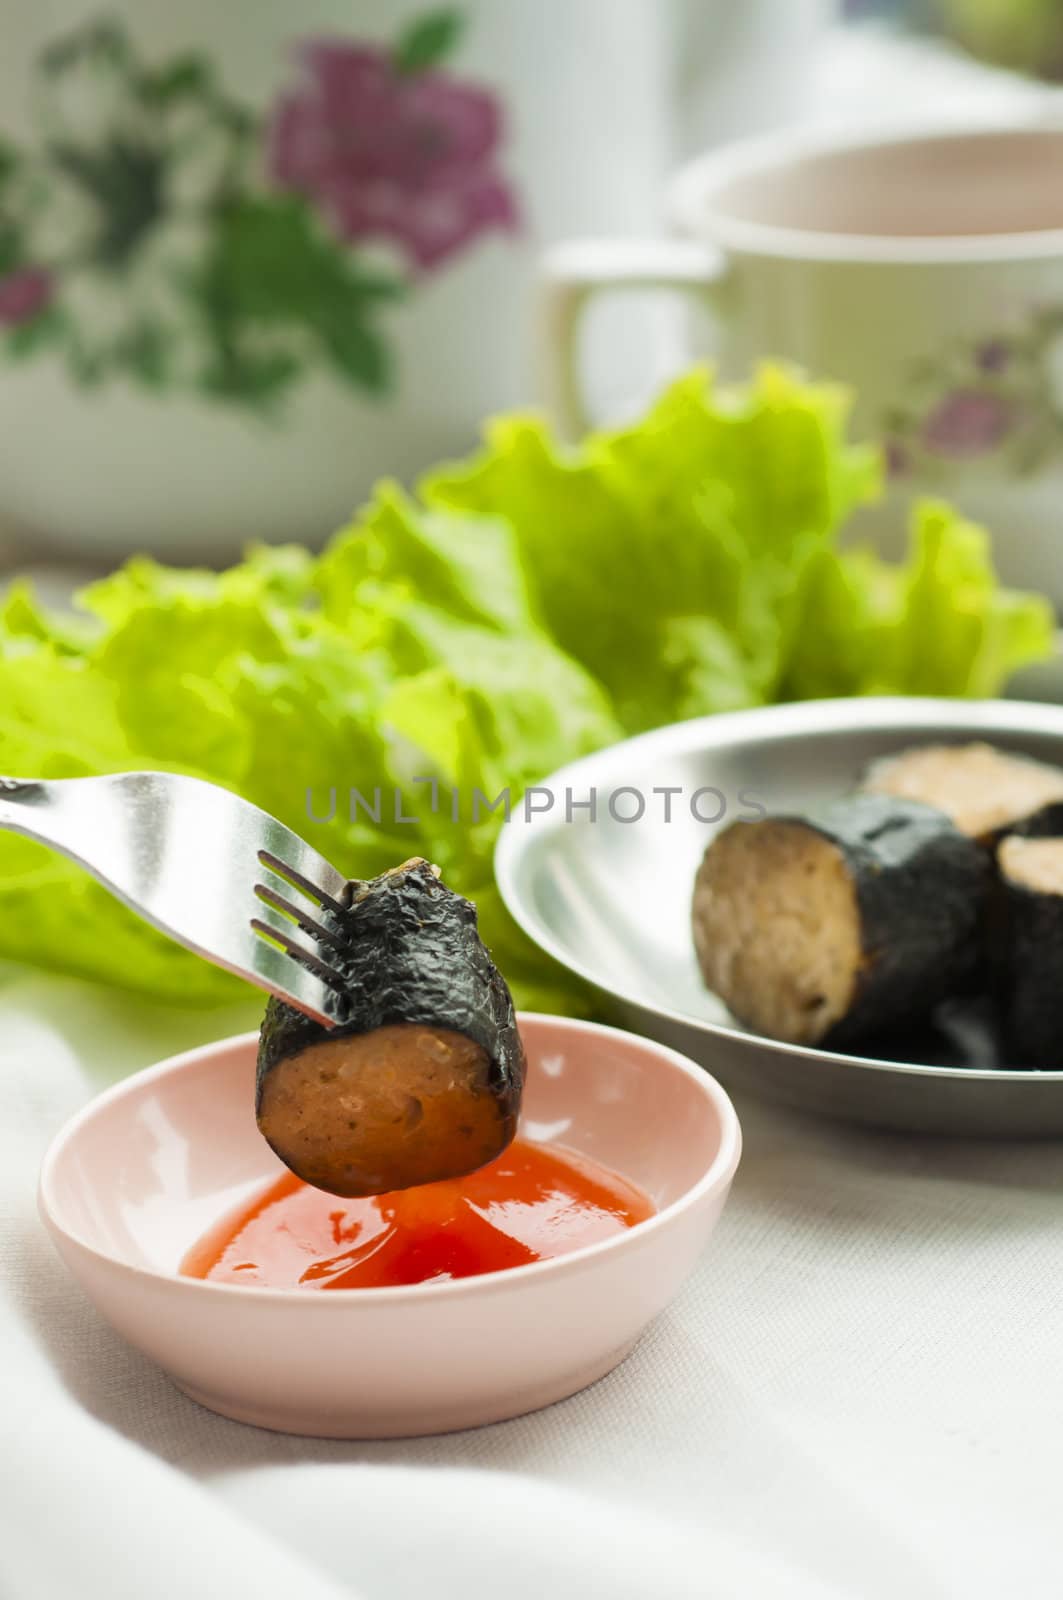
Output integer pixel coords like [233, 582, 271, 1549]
[495, 697, 1063, 1137]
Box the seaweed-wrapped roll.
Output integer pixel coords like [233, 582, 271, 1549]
[995, 836, 1063, 1067]
[863, 742, 1063, 846]
[691, 795, 990, 1049]
[257, 858, 525, 1197]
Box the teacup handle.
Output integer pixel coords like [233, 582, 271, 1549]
[538, 238, 729, 439]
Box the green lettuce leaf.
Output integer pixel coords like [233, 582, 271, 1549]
[424, 366, 882, 727]
[0, 368, 1050, 1010]
[781, 501, 1055, 701]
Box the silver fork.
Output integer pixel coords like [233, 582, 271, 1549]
[0, 772, 353, 1025]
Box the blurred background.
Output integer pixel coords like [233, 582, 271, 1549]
[2, 0, 1063, 1006]
[0, 0, 1061, 598]
[847, 0, 1063, 78]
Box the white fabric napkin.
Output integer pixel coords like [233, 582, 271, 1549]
[2, 962, 1062, 1600]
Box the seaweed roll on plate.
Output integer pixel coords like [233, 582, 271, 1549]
[863, 741, 1063, 844]
[995, 836, 1063, 1067]
[257, 858, 525, 1197]
[691, 795, 989, 1049]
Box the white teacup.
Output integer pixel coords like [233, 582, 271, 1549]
[542, 123, 1063, 606]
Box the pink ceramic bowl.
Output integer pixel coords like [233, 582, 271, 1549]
[39, 1013, 741, 1438]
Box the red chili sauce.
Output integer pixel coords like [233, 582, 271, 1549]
[181, 1137, 655, 1290]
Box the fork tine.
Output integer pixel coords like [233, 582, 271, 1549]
[250, 912, 348, 992]
[253, 881, 351, 954]
[245, 936, 339, 1027]
[257, 848, 350, 917]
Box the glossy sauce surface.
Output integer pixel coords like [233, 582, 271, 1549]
[180, 1137, 655, 1290]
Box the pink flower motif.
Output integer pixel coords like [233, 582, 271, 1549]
[269, 42, 519, 272]
[921, 388, 1012, 459]
[884, 437, 909, 479]
[0, 268, 52, 327]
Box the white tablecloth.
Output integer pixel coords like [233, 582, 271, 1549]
[2, 964, 1062, 1600]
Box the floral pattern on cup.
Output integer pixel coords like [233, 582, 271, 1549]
[883, 314, 1063, 481]
[270, 40, 518, 272]
[0, 12, 519, 414]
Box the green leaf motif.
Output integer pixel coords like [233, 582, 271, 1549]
[49, 137, 165, 269]
[394, 8, 465, 72]
[115, 318, 172, 387]
[0, 222, 23, 278]
[320, 316, 391, 390]
[5, 306, 66, 360]
[40, 18, 132, 79]
[0, 138, 19, 191]
[138, 54, 214, 107]
[202, 348, 304, 408]
[193, 196, 401, 406]
[204, 197, 400, 323]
